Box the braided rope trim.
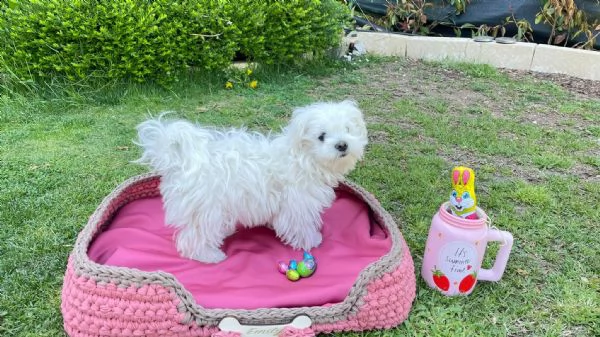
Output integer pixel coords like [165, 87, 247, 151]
[70, 174, 408, 326]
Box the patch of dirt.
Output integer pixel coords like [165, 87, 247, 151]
[355, 60, 526, 124]
[501, 68, 600, 98]
[315, 58, 600, 182]
[368, 129, 391, 143]
[357, 60, 497, 107]
[435, 147, 545, 184]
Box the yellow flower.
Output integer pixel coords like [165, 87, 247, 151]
[249, 80, 258, 89]
[246, 69, 253, 76]
[225, 81, 233, 89]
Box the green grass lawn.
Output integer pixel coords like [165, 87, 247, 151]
[1, 58, 599, 336]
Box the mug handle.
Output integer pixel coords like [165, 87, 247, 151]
[478, 229, 514, 282]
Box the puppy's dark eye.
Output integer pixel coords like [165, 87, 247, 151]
[318, 132, 326, 142]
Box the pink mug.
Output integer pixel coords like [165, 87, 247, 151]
[421, 202, 513, 296]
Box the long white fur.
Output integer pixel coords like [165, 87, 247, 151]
[135, 100, 368, 263]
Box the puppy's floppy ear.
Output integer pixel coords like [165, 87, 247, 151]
[339, 99, 362, 117]
[340, 99, 359, 108]
[340, 100, 368, 140]
[285, 105, 313, 150]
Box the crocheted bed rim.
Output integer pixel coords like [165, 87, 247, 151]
[70, 174, 406, 326]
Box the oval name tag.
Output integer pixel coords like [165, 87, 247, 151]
[218, 315, 312, 337]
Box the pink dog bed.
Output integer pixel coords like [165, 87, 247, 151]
[61, 175, 416, 336]
[88, 189, 391, 310]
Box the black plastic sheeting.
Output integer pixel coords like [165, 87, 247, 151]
[351, 0, 600, 49]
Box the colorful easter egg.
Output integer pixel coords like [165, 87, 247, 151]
[286, 269, 300, 281]
[303, 251, 314, 260]
[297, 261, 315, 278]
[277, 261, 288, 274]
[303, 258, 316, 271]
[289, 259, 298, 270]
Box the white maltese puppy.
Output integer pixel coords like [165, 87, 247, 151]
[135, 100, 368, 263]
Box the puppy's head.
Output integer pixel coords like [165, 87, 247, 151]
[285, 100, 368, 175]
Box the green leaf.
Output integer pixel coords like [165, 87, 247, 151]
[535, 15, 543, 24]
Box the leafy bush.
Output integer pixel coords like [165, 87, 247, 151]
[535, 0, 600, 48]
[0, 0, 240, 84]
[0, 0, 350, 85]
[350, 0, 599, 49]
[228, 0, 351, 64]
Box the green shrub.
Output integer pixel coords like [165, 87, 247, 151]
[0, 0, 349, 85]
[0, 0, 238, 84]
[228, 0, 352, 64]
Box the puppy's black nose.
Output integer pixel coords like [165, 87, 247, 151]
[335, 141, 348, 152]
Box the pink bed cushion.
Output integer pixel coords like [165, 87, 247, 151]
[88, 189, 392, 310]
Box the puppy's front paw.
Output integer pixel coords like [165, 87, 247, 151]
[188, 247, 227, 264]
[299, 230, 322, 250]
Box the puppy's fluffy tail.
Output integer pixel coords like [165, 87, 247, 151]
[134, 117, 211, 174]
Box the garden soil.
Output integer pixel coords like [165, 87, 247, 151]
[313, 58, 599, 183]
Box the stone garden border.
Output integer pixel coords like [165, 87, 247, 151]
[344, 31, 600, 81]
